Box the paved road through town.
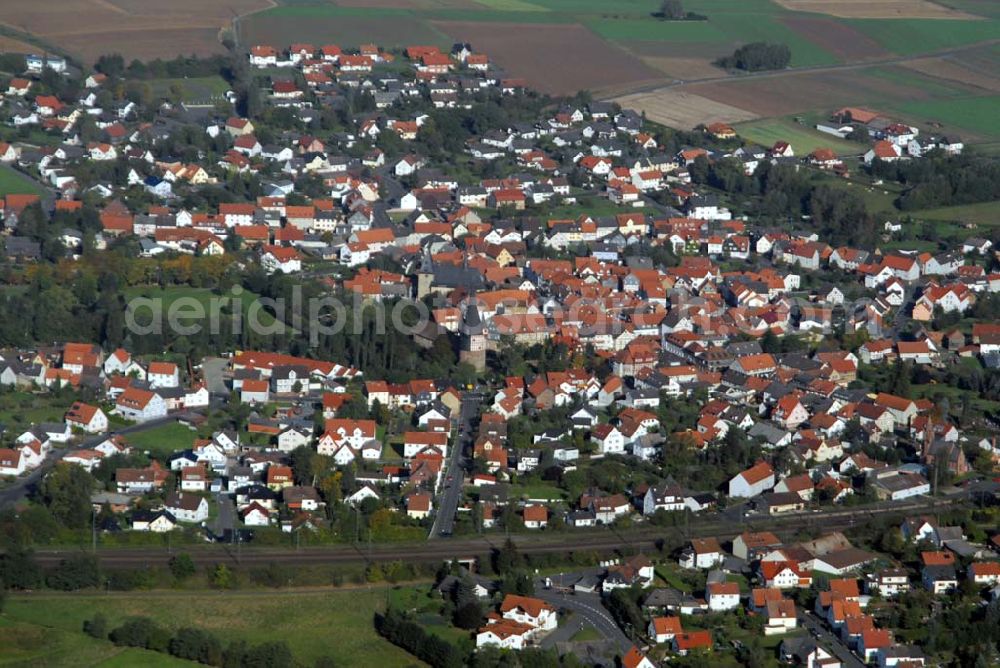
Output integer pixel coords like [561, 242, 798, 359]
[429, 392, 480, 538]
[799, 610, 865, 668]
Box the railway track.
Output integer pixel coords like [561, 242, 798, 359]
[23, 496, 967, 568]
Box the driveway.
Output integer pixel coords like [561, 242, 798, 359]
[200, 357, 230, 396]
[210, 490, 237, 539]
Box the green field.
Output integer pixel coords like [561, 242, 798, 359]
[473, 0, 551, 11]
[734, 118, 865, 156]
[121, 421, 197, 456]
[0, 165, 45, 197]
[0, 616, 195, 667]
[910, 200, 1000, 226]
[891, 95, 1000, 140]
[846, 17, 1000, 56]
[3, 587, 423, 667]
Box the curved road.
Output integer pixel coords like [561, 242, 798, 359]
[536, 586, 632, 655]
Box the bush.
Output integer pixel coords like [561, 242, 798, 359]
[169, 554, 196, 581]
[46, 555, 100, 591]
[109, 616, 171, 652]
[169, 627, 223, 665]
[376, 609, 464, 668]
[83, 613, 108, 639]
[243, 641, 294, 668]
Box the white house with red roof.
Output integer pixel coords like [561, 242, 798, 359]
[0, 448, 25, 476]
[729, 461, 775, 498]
[115, 386, 167, 421]
[261, 245, 302, 274]
[65, 401, 108, 433]
[147, 361, 179, 389]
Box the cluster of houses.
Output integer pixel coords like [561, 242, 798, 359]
[475, 594, 559, 651]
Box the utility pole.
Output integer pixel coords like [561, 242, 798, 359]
[91, 505, 97, 554]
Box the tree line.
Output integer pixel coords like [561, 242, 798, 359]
[715, 42, 791, 72]
[869, 151, 1000, 211]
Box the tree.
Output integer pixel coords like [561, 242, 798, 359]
[716, 42, 791, 72]
[453, 601, 484, 629]
[38, 462, 95, 528]
[660, 0, 685, 19]
[0, 549, 43, 590]
[210, 563, 234, 589]
[493, 538, 522, 575]
[169, 553, 196, 581]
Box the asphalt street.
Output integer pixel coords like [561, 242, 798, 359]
[534, 584, 633, 654]
[799, 610, 866, 668]
[429, 392, 480, 538]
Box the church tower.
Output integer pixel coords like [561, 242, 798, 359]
[416, 249, 434, 300]
[459, 294, 486, 372]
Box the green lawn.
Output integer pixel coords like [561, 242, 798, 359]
[148, 76, 230, 104]
[4, 587, 423, 667]
[909, 200, 1000, 226]
[734, 118, 865, 156]
[510, 482, 569, 501]
[121, 422, 197, 457]
[96, 649, 198, 667]
[0, 164, 44, 197]
[123, 286, 281, 331]
[0, 390, 73, 429]
[570, 626, 603, 642]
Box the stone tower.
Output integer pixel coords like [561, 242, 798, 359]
[459, 294, 486, 372]
[416, 249, 434, 300]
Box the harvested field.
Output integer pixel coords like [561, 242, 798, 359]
[781, 16, 890, 60]
[902, 56, 1000, 92]
[686, 69, 934, 117]
[772, 0, 979, 19]
[431, 21, 665, 94]
[638, 56, 726, 81]
[242, 13, 447, 48]
[58, 28, 228, 62]
[0, 35, 36, 54]
[335, 0, 479, 7]
[0, 0, 271, 62]
[612, 89, 759, 129]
